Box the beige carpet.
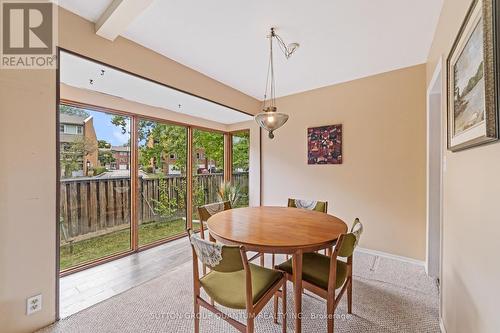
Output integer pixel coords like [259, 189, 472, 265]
[40, 252, 440, 332]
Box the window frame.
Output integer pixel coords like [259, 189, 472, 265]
[57, 99, 248, 276]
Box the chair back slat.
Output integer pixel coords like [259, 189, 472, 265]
[198, 201, 232, 222]
[287, 198, 328, 213]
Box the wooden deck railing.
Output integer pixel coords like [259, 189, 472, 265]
[59, 172, 248, 238]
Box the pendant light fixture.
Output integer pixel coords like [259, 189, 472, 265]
[255, 28, 299, 139]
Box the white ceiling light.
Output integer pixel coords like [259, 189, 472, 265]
[255, 28, 298, 139]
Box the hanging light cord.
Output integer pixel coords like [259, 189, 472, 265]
[262, 28, 298, 110]
[263, 30, 275, 110]
[270, 28, 276, 108]
[274, 33, 297, 59]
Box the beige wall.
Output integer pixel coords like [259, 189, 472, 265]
[427, 0, 500, 332]
[0, 67, 57, 333]
[261, 64, 427, 260]
[0, 6, 259, 333]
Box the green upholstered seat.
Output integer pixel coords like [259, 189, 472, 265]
[287, 198, 327, 213]
[277, 252, 347, 290]
[200, 263, 283, 309]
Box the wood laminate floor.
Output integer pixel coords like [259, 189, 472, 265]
[59, 236, 191, 318]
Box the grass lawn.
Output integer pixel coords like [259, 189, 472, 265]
[60, 219, 191, 270]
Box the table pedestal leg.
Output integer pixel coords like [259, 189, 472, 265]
[292, 250, 303, 333]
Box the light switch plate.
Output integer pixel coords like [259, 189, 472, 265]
[26, 294, 42, 315]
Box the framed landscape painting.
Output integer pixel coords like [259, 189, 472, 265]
[307, 124, 342, 164]
[447, 0, 499, 151]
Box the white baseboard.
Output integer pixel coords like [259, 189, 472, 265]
[439, 317, 447, 333]
[355, 247, 425, 267]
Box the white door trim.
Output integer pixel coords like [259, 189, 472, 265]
[426, 58, 443, 278]
[426, 57, 445, 330]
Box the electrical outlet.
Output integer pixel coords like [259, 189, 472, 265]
[26, 294, 42, 315]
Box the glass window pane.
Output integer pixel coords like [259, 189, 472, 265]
[232, 131, 250, 207]
[137, 120, 187, 246]
[192, 129, 224, 225]
[59, 105, 131, 271]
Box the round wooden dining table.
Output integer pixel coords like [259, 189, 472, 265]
[207, 206, 348, 333]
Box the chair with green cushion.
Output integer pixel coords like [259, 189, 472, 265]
[198, 201, 264, 272]
[197, 201, 232, 273]
[274, 218, 363, 333]
[188, 229, 287, 333]
[197, 201, 232, 241]
[270, 198, 329, 267]
[287, 198, 328, 213]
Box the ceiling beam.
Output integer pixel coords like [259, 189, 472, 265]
[95, 0, 154, 41]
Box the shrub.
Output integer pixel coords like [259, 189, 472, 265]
[93, 166, 107, 176]
[143, 166, 154, 174]
[217, 181, 241, 207]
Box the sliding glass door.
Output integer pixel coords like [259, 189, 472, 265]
[59, 105, 132, 270]
[58, 104, 250, 273]
[137, 119, 187, 246]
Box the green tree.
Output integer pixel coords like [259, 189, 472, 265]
[111, 115, 130, 135]
[98, 140, 111, 149]
[97, 140, 114, 168]
[111, 116, 227, 173]
[232, 131, 249, 171]
[98, 150, 115, 166]
[193, 130, 224, 172]
[111, 117, 187, 174]
[139, 122, 187, 175]
[60, 137, 97, 178]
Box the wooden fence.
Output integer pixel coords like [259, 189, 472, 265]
[60, 172, 248, 238]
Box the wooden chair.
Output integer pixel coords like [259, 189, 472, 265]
[274, 219, 363, 333]
[197, 201, 232, 274]
[197, 201, 232, 241]
[198, 201, 264, 269]
[287, 198, 328, 213]
[188, 229, 287, 333]
[270, 198, 329, 268]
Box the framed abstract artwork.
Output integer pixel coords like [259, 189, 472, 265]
[307, 124, 342, 164]
[447, 0, 499, 151]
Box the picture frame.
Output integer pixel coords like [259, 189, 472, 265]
[446, 0, 499, 151]
[307, 124, 342, 164]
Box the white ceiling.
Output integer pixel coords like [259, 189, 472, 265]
[60, 51, 252, 124]
[58, 0, 443, 99]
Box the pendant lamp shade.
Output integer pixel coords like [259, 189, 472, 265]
[255, 107, 289, 139]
